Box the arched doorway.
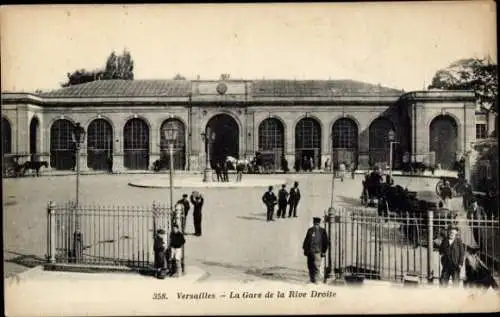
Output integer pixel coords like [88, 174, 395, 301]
[258, 118, 285, 170]
[332, 118, 358, 167]
[124, 118, 150, 170]
[295, 117, 321, 170]
[429, 115, 458, 169]
[160, 118, 186, 170]
[369, 117, 397, 168]
[2, 117, 12, 155]
[206, 114, 239, 166]
[87, 119, 113, 170]
[30, 117, 40, 159]
[50, 119, 76, 170]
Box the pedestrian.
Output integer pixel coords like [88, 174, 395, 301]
[168, 224, 186, 277]
[277, 184, 289, 219]
[236, 161, 244, 182]
[467, 199, 487, 251]
[309, 157, 314, 172]
[302, 217, 329, 284]
[177, 194, 191, 232]
[223, 161, 229, 182]
[439, 180, 452, 208]
[339, 161, 346, 182]
[106, 153, 113, 174]
[302, 155, 308, 172]
[324, 158, 331, 172]
[281, 156, 289, 173]
[288, 181, 301, 218]
[463, 182, 473, 211]
[153, 229, 168, 279]
[215, 162, 222, 182]
[439, 225, 465, 286]
[262, 186, 277, 222]
[190, 191, 204, 236]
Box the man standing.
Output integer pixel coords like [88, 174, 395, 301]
[288, 181, 301, 218]
[439, 226, 465, 286]
[177, 194, 191, 231]
[339, 161, 346, 182]
[168, 224, 186, 277]
[190, 191, 204, 236]
[277, 184, 289, 219]
[215, 162, 222, 182]
[302, 217, 329, 284]
[467, 199, 487, 250]
[262, 186, 277, 222]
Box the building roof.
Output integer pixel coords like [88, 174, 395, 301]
[36, 78, 403, 98]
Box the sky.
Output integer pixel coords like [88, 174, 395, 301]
[0, 2, 496, 93]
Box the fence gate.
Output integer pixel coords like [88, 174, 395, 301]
[46, 201, 185, 270]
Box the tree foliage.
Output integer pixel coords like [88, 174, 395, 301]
[428, 57, 498, 112]
[61, 49, 134, 87]
[173, 74, 186, 80]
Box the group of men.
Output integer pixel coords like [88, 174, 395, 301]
[262, 181, 301, 221]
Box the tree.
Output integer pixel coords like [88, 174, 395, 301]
[428, 57, 498, 113]
[173, 74, 186, 80]
[61, 49, 134, 87]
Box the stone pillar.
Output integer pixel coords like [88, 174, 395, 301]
[245, 111, 255, 157]
[286, 119, 295, 169]
[78, 145, 88, 172]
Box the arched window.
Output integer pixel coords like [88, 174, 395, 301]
[124, 118, 150, 170]
[50, 119, 75, 170]
[258, 118, 285, 170]
[295, 118, 322, 170]
[332, 118, 358, 166]
[87, 119, 113, 170]
[160, 118, 186, 170]
[369, 117, 394, 167]
[429, 115, 458, 170]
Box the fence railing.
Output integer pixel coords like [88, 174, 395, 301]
[325, 207, 499, 284]
[46, 201, 184, 271]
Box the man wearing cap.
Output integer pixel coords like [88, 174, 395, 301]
[190, 191, 204, 236]
[302, 217, 329, 284]
[439, 226, 465, 286]
[262, 186, 278, 222]
[277, 184, 289, 219]
[177, 194, 191, 231]
[288, 181, 301, 218]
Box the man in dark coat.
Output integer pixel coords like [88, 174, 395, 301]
[177, 194, 191, 231]
[153, 229, 168, 279]
[277, 184, 289, 219]
[439, 226, 465, 286]
[222, 161, 229, 182]
[302, 217, 329, 284]
[262, 186, 277, 222]
[467, 199, 487, 251]
[214, 162, 222, 182]
[288, 181, 301, 218]
[190, 191, 204, 236]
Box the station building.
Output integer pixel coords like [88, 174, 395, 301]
[1, 78, 495, 173]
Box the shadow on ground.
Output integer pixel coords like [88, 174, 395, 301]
[236, 216, 267, 222]
[4, 250, 46, 269]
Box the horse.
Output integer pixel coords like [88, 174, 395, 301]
[464, 249, 498, 290]
[21, 161, 48, 177]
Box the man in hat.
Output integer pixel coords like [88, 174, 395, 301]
[288, 181, 301, 218]
[262, 186, 277, 222]
[153, 229, 168, 278]
[439, 225, 465, 286]
[302, 217, 329, 284]
[277, 184, 289, 219]
[190, 191, 204, 236]
[177, 194, 191, 231]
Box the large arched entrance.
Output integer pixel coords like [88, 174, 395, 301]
[369, 117, 398, 168]
[258, 118, 285, 170]
[332, 118, 358, 167]
[2, 117, 12, 155]
[29, 117, 40, 158]
[295, 117, 322, 170]
[87, 119, 113, 170]
[206, 114, 239, 166]
[160, 118, 186, 170]
[124, 118, 150, 170]
[50, 119, 76, 170]
[429, 115, 458, 169]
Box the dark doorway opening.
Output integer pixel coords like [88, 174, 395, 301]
[206, 114, 239, 166]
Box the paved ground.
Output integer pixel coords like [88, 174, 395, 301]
[3, 172, 442, 281]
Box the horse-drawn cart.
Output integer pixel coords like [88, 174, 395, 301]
[3, 154, 29, 178]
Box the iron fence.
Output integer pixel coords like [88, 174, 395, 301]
[46, 201, 184, 270]
[325, 207, 499, 284]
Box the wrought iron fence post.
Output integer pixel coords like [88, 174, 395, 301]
[327, 207, 335, 281]
[47, 201, 56, 264]
[427, 209, 434, 284]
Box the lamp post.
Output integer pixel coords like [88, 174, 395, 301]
[164, 127, 178, 212]
[72, 122, 85, 263]
[387, 130, 399, 179]
[201, 128, 216, 182]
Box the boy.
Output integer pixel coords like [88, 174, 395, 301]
[169, 224, 186, 277]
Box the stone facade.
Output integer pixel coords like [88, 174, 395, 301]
[1, 79, 478, 172]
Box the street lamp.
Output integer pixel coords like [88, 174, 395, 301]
[71, 122, 85, 263]
[387, 130, 399, 179]
[201, 128, 216, 182]
[164, 127, 178, 212]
